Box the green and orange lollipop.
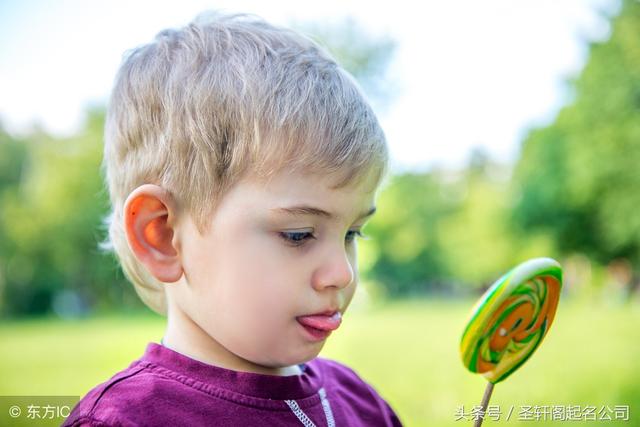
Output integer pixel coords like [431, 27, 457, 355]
[460, 258, 563, 426]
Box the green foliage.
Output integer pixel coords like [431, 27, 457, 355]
[361, 152, 559, 296]
[437, 164, 519, 286]
[513, 0, 640, 268]
[0, 110, 139, 317]
[0, 125, 27, 189]
[0, 127, 29, 312]
[361, 172, 456, 295]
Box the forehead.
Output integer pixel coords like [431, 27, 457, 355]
[230, 168, 379, 221]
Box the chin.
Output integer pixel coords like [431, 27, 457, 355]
[259, 347, 322, 369]
[290, 344, 325, 364]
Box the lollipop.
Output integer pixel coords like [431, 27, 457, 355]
[460, 258, 562, 426]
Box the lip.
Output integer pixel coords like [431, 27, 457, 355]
[298, 322, 333, 341]
[296, 311, 342, 341]
[309, 309, 339, 317]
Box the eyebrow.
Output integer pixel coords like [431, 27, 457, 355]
[271, 205, 377, 221]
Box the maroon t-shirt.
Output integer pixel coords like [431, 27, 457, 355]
[63, 342, 403, 426]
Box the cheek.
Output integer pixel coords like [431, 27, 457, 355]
[224, 237, 304, 311]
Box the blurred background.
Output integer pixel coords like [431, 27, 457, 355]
[1, 0, 639, 425]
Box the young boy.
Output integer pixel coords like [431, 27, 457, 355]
[64, 11, 402, 427]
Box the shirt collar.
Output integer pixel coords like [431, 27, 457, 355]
[140, 342, 324, 400]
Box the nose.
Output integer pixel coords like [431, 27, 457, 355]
[311, 247, 355, 291]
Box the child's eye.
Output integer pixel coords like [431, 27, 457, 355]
[279, 230, 368, 247]
[279, 231, 315, 246]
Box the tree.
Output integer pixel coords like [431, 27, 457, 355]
[360, 171, 456, 296]
[0, 109, 135, 317]
[512, 0, 640, 292]
[0, 125, 29, 314]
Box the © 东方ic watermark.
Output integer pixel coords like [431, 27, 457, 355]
[1, 396, 79, 426]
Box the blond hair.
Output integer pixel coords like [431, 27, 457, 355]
[102, 12, 389, 315]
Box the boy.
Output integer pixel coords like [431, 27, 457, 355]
[64, 11, 402, 427]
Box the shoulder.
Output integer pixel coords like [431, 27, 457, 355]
[311, 357, 384, 398]
[311, 357, 403, 426]
[312, 357, 372, 388]
[62, 361, 183, 427]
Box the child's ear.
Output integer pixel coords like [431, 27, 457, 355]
[123, 184, 183, 283]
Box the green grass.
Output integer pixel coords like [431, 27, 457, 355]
[1, 299, 639, 426]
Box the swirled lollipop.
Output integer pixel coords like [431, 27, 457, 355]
[460, 258, 562, 426]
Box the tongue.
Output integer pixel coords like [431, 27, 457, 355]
[297, 312, 342, 331]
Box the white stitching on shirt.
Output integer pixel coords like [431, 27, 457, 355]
[319, 388, 336, 427]
[285, 387, 335, 427]
[285, 399, 316, 427]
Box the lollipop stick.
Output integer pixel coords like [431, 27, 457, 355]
[473, 382, 494, 427]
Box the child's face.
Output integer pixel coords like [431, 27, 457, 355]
[166, 168, 379, 373]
